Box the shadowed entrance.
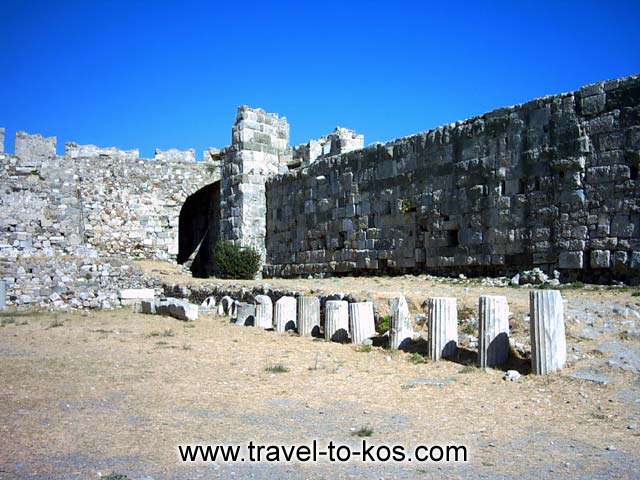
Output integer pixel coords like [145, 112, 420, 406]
[177, 181, 220, 277]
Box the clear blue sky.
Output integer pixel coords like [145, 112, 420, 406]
[1, 0, 639, 158]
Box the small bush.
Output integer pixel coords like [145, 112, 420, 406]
[356, 344, 372, 353]
[376, 315, 391, 334]
[632, 291, 640, 297]
[265, 363, 289, 373]
[213, 241, 261, 280]
[352, 425, 374, 437]
[409, 352, 426, 364]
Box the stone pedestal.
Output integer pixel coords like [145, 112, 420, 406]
[235, 302, 256, 326]
[298, 296, 320, 336]
[426, 297, 458, 361]
[255, 295, 273, 329]
[389, 296, 412, 350]
[530, 290, 566, 375]
[478, 295, 510, 368]
[349, 301, 376, 345]
[325, 300, 349, 342]
[274, 296, 297, 332]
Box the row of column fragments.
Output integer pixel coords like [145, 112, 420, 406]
[214, 289, 566, 375]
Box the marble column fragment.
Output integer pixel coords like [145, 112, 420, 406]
[235, 302, 256, 326]
[218, 296, 235, 316]
[478, 295, 510, 368]
[349, 301, 376, 345]
[325, 300, 349, 342]
[426, 297, 458, 361]
[298, 296, 320, 336]
[274, 296, 297, 333]
[255, 295, 273, 329]
[389, 296, 412, 350]
[530, 290, 566, 375]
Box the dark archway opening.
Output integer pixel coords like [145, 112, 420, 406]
[177, 181, 220, 278]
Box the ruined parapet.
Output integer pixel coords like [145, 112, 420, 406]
[530, 290, 566, 375]
[0, 128, 4, 154]
[291, 126, 364, 167]
[15, 131, 56, 166]
[154, 148, 196, 162]
[65, 142, 139, 160]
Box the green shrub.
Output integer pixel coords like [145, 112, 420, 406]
[213, 241, 261, 279]
[376, 315, 391, 334]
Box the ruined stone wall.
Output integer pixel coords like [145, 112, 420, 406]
[154, 148, 196, 162]
[15, 131, 56, 166]
[65, 142, 140, 160]
[265, 75, 640, 283]
[0, 150, 216, 307]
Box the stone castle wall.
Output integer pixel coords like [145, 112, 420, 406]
[0, 145, 216, 307]
[265, 75, 640, 282]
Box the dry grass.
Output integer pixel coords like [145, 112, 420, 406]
[0, 298, 639, 477]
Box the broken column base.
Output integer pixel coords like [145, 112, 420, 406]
[139, 297, 199, 321]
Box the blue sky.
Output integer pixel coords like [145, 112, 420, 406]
[1, 0, 638, 158]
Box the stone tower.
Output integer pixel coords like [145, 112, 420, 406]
[219, 106, 290, 271]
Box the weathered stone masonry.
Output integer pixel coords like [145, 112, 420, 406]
[264, 75, 640, 282]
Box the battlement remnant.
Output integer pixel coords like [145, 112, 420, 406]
[15, 131, 56, 165]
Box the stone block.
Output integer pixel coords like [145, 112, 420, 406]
[426, 297, 458, 361]
[255, 295, 273, 329]
[558, 251, 583, 269]
[298, 296, 320, 336]
[389, 296, 412, 350]
[235, 302, 256, 326]
[274, 296, 296, 332]
[590, 250, 611, 269]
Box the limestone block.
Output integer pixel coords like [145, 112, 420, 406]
[298, 296, 320, 336]
[389, 296, 412, 350]
[349, 301, 376, 345]
[325, 300, 349, 342]
[167, 298, 198, 321]
[590, 250, 611, 268]
[426, 297, 458, 361]
[558, 251, 583, 269]
[255, 295, 273, 329]
[118, 288, 155, 304]
[530, 290, 566, 375]
[274, 296, 297, 332]
[235, 302, 256, 326]
[478, 295, 510, 368]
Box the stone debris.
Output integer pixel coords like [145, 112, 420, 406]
[140, 297, 198, 321]
[503, 370, 521, 382]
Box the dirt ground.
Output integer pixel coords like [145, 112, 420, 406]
[1, 270, 640, 479]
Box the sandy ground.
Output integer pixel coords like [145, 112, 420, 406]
[1, 272, 640, 479]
